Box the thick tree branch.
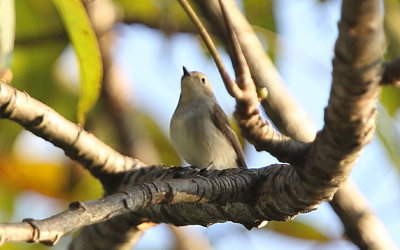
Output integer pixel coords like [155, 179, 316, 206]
[302, 0, 385, 192]
[0, 162, 360, 246]
[301, 2, 394, 249]
[0, 81, 145, 192]
[194, 0, 395, 249]
[0, 166, 275, 245]
[0, 82, 322, 244]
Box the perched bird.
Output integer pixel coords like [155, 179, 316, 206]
[170, 66, 247, 170]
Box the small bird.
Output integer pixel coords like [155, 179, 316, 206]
[170, 66, 247, 170]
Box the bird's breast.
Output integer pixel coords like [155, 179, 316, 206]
[170, 100, 238, 169]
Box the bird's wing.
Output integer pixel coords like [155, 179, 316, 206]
[212, 104, 247, 169]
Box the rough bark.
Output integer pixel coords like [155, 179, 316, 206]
[194, 0, 395, 249]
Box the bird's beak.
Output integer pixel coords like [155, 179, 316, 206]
[182, 66, 190, 78]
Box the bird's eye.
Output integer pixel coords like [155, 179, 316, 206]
[201, 77, 206, 84]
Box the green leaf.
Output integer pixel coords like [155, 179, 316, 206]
[380, 86, 400, 117]
[114, 0, 193, 35]
[376, 106, 400, 172]
[243, 0, 275, 32]
[243, 0, 277, 60]
[0, 183, 17, 222]
[252, 26, 278, 60]
[379, 88, 400, 173]
[262, 219, 332, 242]
[7, 1, 70, 151]
[0, 120, 21, 153]
[52, 0, 102, 124]
[14, 1, 64, 44]
[115, 0, 160, 21]
[0, 242, 48, 250]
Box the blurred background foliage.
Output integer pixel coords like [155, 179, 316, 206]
[0, 0, 399, 249]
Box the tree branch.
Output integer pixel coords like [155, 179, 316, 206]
[0, 166, 274, 245]
[0, 0, 396, 249]
[177, 0, 241, 98]
[71, 1, 150, 249]
[0, 78, 385, 244]
[194, 0, 315, 142]
[302, 0, 385, 193]
[217, 0, 310, 165]
[0, 161, 361, 246]
[0, 82, 317, 244]
[307, 3, 395, 248]
[179, 0, 307, 165]
[381, 58, 400, 87]
[0, 81, 145, 192]
[68, 215, 144, 250]
[0, 58, 393, 249]
[194, 0, 395, 249]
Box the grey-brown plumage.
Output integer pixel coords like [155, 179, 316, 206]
[170, 66, 247, 169]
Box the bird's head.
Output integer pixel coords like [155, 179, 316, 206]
[180, 66, 215, 101]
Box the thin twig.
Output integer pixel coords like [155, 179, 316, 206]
[177, 0, 240, 97]
[217, 0, 310, 164]
[218, 0, 250, 86]
[194, 0, 316, 142]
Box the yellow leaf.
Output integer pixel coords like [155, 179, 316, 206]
[0, 155, 103, 200]
[0, 155, 68, 198]
[53, 0, 102, 124]
[263, 220, 332, 242]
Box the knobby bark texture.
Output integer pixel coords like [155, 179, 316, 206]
[302, 0, 384, 198]
[0, 165, 292, 245]
[0, 73, 313, 246]
[0, 0, 396, 250]
[194, 0, 395, 249]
